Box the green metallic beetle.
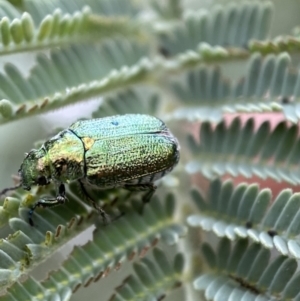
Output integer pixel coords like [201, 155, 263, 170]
[0, 114, 180, 226]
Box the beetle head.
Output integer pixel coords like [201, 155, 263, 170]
[19, 148, 51, 190]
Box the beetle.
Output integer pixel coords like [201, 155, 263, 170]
[0, 114, 180, 226]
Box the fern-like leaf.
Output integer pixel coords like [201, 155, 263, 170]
[186, 117, 300, 184]
[151, 0, 182, 19]
[0, 182, 98, 289]
[167, 52, 300, 123]
[167, 65, 229, 122]
[157, 2, 272, 56]
[250, 35, 300, 55]
[0, 39, 149, 124]
[18, 0, 138, 24]
[188, 179, 300, 259]
[194, 238, 300, 300]
[92, 88, 160, 118]
[1, 194, 186, 300]
[0, 7, 141, 55]
[109, 248, 183, 301]
[0, 0, 20, 19]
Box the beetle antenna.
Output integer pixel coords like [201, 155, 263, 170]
[0, 184, 22, 197]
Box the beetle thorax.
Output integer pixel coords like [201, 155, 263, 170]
[45, 130, 85, 183]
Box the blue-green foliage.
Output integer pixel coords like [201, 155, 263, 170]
[0, 0, 299, 300]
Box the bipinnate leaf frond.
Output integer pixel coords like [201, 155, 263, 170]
[109, 248, 184, 301]
[0, 0, 20, 19]
[186, 118, 300, 184]
[151, 0, 182, 19]
[1, 194, 186, 300]
[229, 52, 300, 123]
[167, 65, 230, 122]
[188, 179, 300, 259]
[194, 238, 300, 300]
[0, 183, 97, 289]
[168, 52, 300, 123]
[250, 35, 300, 55]
[92, 89, 160, 118]
[0, 6, 141, 56]
[16, 0, 138, 24]
[0, 39, 239, 125]
[157, 2, 272, 56]
[0, 39, 149, 124]
[1, 278, 72, 301]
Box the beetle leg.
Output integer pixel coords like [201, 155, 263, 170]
[124, 183, 157, 202]
[0, 184, 22, 197]
[78, 180, 110, 224]
[29, 183, 66, 226]
[143, 184, 157, 204]
[124, 183, 157, 212]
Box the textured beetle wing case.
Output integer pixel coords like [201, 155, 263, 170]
[69, 114, 167, 138]
[69, 114, 180, 188]
[83, 134, 178, 187]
